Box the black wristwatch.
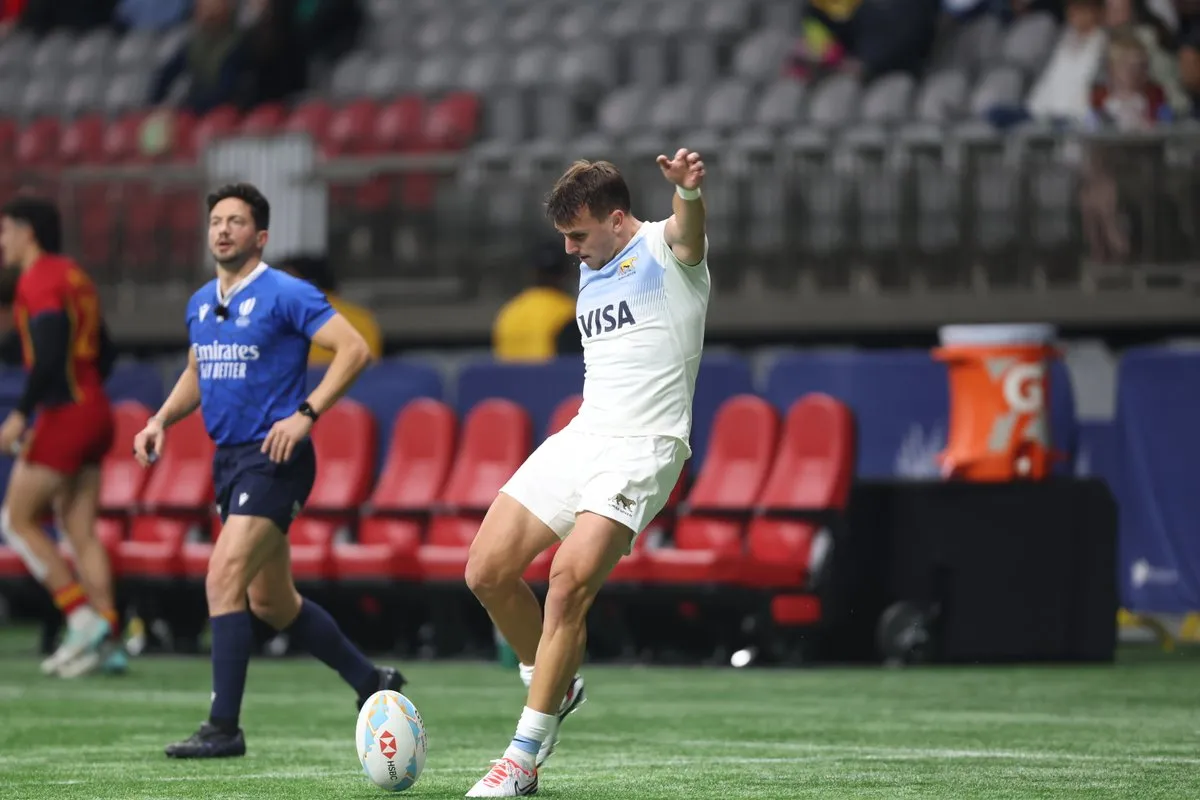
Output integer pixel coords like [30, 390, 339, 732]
[298, 401, 320, 422]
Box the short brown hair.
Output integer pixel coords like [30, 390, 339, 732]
[207, 182, 270, 231]
[545, 160, 631, 228]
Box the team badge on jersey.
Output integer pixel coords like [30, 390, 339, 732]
[617, 257, 637, 279]
[235, 297, 256, 327]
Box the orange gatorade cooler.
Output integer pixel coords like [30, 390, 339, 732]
[933, 324, 1059, 481]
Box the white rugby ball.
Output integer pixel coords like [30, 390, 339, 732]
[356, 690, 428, 792]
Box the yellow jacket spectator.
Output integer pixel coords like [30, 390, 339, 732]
[493, 243, 577, 362]
[278, 255, 383, 365]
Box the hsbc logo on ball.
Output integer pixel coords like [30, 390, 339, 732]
[379, 730, 398, 759]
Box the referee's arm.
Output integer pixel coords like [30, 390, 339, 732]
[153, 347, 202, 428]
[304, 314, 373, 415]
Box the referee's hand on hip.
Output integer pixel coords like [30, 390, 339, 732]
[261, 411, 314, 463]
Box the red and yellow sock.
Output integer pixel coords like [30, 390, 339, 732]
[100, 608, 120, 639]
[52, 582, 88, 618]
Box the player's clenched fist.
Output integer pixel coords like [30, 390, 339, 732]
[261, 412, 313, 464]
[133, 417, 164, 468]
[655, 148, 705, 191]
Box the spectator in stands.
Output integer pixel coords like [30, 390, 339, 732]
[1105, 0, 1190, 111]
[148, 0, 247, 115]
[492, 242, 577, 363]
[1178, 28, 1200, 114]
[116, 0, 191, 31]
[238, 0, 308, 108]
[16, 0, 114, 35]
[0, 0, 27, 36]
[279, 255, 383, 366]
[788, 0, 941, 81]
[292, 0, 364, 66]
[1079, 30, 1169, 263]
[989, 0, 1109, 128]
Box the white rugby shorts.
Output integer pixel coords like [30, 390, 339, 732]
[499, 428, 687, 550]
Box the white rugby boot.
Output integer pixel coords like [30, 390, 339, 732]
[40, 610, 109, 676]
[465, 757, 538, 797]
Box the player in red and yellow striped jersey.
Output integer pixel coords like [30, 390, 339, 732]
[0, 196, 122, 677]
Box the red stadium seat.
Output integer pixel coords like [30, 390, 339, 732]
[0, 118, 16, 166]
[17, 117, 61, 167]
[184, 105, 240, 160]
[182, 513, 222, 579]
[59, 115, 106, 165]
[239, 103, 287, 136]
[102, 112, 148, 164]
[290, 399, 378, 580]
[423, 92, 480, 151]
[646, 395, 779, 585]
[373, 96, 425, 153]
[741, 394, 855, 625]
[284, 100, 333, 140]
[119, 413, 214, 579]
[417, 399, 531, 581]
[333, 399, 457, 582]
[324, 99, 377, 157]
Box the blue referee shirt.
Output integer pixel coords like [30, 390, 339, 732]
[186, 263, 335, 447]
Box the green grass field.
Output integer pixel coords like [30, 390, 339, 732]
[2, 634, 1199, 799]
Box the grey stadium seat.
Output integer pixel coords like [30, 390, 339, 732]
[414, 54, 462, 94]
[512, 46, 557, 89]
[755, 78, 807, 129]
[647, 84, 705, 132]
[629, 40, 670, 87]
[679, 39, 720, 85]
[558, 45, 618, 92]
[69, 28, 114, 75]
[597, 86, 651, 138]
[914, 69, 970, 123]
[461, 10, 506, 49]
[0, 77, 22, 117]
[459, 51, 510, 92]
[364, 56, 413, 98]
[968, 66, 1025, 117]
[104, 72, 151, 116]
[414, 15, 458, 52]
[19, 77, 63, 119]
[154, 27, 190, 68]
[556, 6, 602, 42]
[653, 3, 693, 38]
[330, 51, 372, 101]
[368, 16, 411, 53]
[62, 72, 105, 118]
[858, 72, 915, 125]
[507, 7, 551, 45]
[702, 80, 755, 134]
[606, 0, 655, 38]
[732, 29, 793, 83]
[806, 73, 861, 128]
[704, 0, 753, 37]
[30, 31, 75, 77]
[113, 29, 157, 73]
[0, 33, 34, 81]
[928, 14, 1003, 76]
[1000, 11, 1059, 76]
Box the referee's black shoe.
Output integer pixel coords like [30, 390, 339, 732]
[357, 665, 408, 710]
[164, 721, 246, 759]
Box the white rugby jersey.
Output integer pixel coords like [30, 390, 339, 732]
[566, 219, 710, 453]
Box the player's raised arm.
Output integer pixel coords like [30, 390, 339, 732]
[657, 147, 707, 267]
[134, 347, 201, 467]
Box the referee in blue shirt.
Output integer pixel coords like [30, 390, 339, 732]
[133, 183, 406, 759]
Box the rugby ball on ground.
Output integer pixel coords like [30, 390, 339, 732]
[356, 690, 428, 791]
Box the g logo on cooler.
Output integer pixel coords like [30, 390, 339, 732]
[1001, 363, 1045, 414]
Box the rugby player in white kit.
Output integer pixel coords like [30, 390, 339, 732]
[464, 149, 709, 797]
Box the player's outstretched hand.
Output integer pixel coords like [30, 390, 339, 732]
[133, 417, 164, 468]
[262, 412, 313, 464]
[656, 148, 705, 191]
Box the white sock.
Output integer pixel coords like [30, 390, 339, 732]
[519, 662, 535, 689]
[66, 605, 103, 634]
[505, 706, 555, 769]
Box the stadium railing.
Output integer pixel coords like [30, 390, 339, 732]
[15, 127, 1200, 337]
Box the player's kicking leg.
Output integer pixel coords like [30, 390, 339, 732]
[1, 460, 111, 676]
[164, 514, 405, 758]
[465, 493, 587, 772]
[54, 465, 126, 677]
[466, 512, 629, 798]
